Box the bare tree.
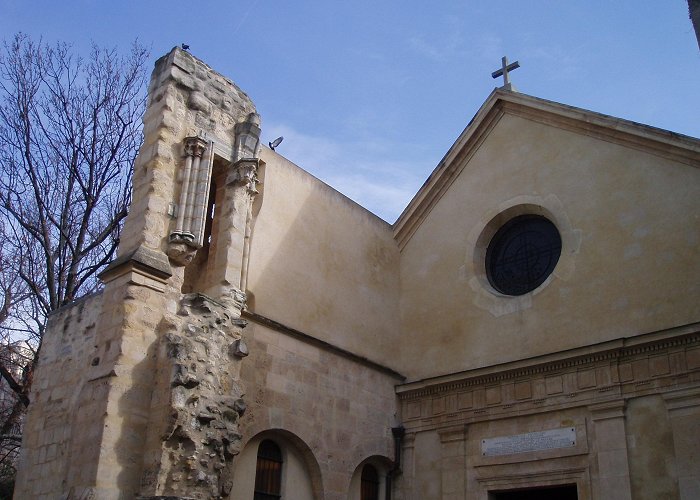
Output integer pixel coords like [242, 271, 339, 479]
[690, 0, 700, 50]
[0, 34, 148, 487]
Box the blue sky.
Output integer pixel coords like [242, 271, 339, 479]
[2, 1, 698, 222]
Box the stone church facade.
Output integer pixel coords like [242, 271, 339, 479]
[14, 48, 700, 499]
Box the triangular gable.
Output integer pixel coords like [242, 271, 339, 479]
[393, 89, 700, 250]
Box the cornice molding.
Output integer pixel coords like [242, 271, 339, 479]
[98, 245, 172, 283]
[397, 323, 700, 400]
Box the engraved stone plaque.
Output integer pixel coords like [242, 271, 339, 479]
[481, 427, 576, 457]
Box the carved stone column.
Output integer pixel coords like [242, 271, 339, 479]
[168, 136, 212, 266]
[205, 158, 259, 305]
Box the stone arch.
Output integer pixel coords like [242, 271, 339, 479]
[346, 455, 393, 500]
[230, 428, 324, 500]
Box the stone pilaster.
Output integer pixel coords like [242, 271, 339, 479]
[76, 246, 172, 499]
[590, 401, 633, 500]
[663, 389, 700, 499]
[394, 433, 416, 500]
[438, 426, 467, 500]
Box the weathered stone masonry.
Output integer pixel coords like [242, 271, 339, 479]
[16, 47, 262, 499]
[139, 293, 249, 498]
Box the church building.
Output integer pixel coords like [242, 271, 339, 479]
[15, 47, 700, 500]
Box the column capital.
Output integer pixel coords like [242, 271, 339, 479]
[183, 136, 208, 157]
[438, 425, 468, 443]
[226, 158, 260, 194]
[589, 400, 626, 421]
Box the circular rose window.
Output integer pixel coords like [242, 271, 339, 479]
[485, 214, 562, 296]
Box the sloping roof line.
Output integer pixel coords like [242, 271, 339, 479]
[392, 89, 700, 250]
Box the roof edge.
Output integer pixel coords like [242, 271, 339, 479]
[393, 89, 700, 250]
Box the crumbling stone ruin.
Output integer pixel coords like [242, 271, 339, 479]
[142, 293, 249, 498]
[15, 47, 263, 499]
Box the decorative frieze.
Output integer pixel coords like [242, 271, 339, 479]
[398, 327, 700, 428]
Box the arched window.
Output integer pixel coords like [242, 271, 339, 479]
[360, 464, 380, 500]
[254, 440, 283, 500]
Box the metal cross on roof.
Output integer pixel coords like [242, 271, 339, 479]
[491, 56, 520, 92]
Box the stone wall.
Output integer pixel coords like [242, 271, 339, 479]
[248, 148, 401, 370]
[139, 293, 248, 499]
[233, 314, 403, 500]
[15, 294, 102, 498]
[119, 47, 257, 256]
[16, 46, 263, 499]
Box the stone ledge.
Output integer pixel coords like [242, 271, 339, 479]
[99, 245, 172, 283]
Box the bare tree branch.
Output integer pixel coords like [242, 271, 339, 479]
[0, 34, 149, 489]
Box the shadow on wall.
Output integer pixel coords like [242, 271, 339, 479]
[115, 329, 161, 497]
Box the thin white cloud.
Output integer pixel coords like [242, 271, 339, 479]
[408, 17, 469, 64]
[409, 36, 449, 62]
[470, 32, 503, 62]
[524, 44, 585, 81]
[263, 123, 427, 223]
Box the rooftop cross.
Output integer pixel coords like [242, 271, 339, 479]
[491, 56, 520, 92]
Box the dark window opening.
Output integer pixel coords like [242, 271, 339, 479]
[254, 440, 283, 500]
[204, 178, 216, 245]
[489, 483, 578, 500]
[486, 214, 562, 296]
[361, 464, 380, 500]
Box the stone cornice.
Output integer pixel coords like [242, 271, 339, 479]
[98, 245, 172, 283]
[397, 322, 700, 400]
[500, 97, 700, 167]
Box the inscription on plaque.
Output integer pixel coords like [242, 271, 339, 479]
[481, 427, 576, 457]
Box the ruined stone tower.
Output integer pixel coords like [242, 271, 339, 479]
[16, 47, 263, 499]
